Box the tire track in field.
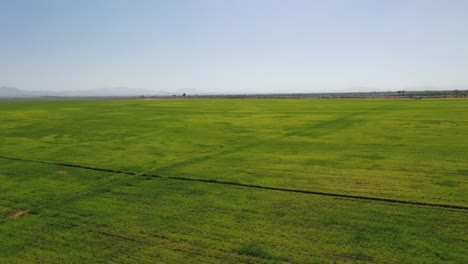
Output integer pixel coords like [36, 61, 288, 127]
[161, 107, 387, 173]
[155, 143, 254, 173]
[1, 155, 467, 211]
[283, 105, 392, 138]
[131, 106, 392, 175]
[163, 111, 363, 171]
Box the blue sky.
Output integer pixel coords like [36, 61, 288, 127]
[1, 0, 468, 93]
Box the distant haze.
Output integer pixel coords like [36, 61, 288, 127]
[1, 0, 468, 94]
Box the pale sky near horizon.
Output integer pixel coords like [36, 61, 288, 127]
[1, 0, 468, 93]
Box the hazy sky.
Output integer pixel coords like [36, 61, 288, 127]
[1, 0, 468, 93]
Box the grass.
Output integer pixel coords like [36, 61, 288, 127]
[0, 98, 467, 262]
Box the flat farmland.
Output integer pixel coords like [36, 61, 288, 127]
[0, 98, 467, 263]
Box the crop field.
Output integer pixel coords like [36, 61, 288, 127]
[0, 98, 467, 263]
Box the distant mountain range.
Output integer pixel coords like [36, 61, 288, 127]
[0, 87, 206, 98]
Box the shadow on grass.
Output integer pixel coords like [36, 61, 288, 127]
[237, 242, 274, 260]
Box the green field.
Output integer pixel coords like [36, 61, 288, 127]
[0, 98, 467, 263]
